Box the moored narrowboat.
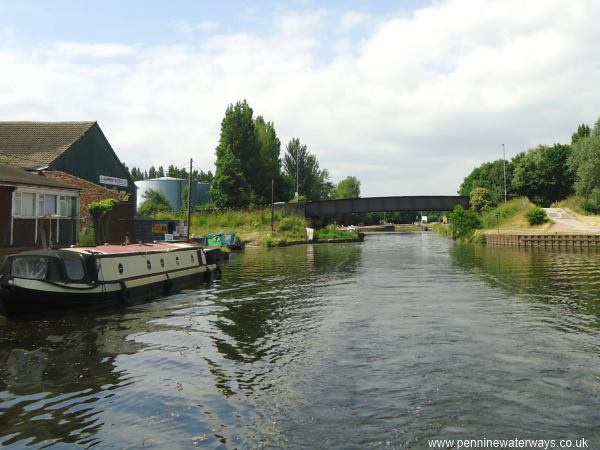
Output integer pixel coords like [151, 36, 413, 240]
[0, 242, 220, 316]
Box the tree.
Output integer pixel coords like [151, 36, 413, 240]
[283, 138, 332, 201]
[210, 100, 262, 206]
[157, 166, 165, 178]
[210, 149, 252, 207]
[512, 144, 574, 206]
[130, 167, 144, 181]
[255, 116, 286, 202]
[148, 166, 157, 179]
[334, 176, 361, 199]
[459, 159, 516, 205]
[138, 189, 172, 216]
[469, 187, 492, 212]
[572, 124, 591, 144]
[569, 118, 600, 199]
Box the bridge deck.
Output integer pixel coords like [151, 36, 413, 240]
[304, 196, 469, 217]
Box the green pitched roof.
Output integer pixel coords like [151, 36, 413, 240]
[0, 121, 96, 169]
[0, 162, 79, 190]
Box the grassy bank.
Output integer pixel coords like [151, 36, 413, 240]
[154, 209, 307, 246]
[153, 209, 359, 247]
[480, 197, 552, 234]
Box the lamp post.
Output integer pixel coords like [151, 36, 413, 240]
[502, 143, 507, 203]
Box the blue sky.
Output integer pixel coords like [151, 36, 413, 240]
[1, 0, 599, 196]
[0, 1, 426, 45]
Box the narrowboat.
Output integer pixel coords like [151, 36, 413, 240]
[0, 242, 220, 316]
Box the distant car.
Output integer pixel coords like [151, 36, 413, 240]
[347, 225, 357, 232]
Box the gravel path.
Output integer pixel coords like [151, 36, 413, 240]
[543, 208, 600, 232]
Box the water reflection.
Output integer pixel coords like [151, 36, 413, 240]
[0, 243, 363, 448]
[450, 244, 600, 323]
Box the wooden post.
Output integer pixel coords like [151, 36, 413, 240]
[271, 179, 274, 233]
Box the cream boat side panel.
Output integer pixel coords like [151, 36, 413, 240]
[97, 249, 202, 282]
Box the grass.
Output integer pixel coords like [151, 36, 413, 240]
[314, 225, 356, 240]
[478, 197, 554, 234]
[153, 209, 308, 246]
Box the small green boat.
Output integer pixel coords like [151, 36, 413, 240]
[193, 232, 244, 251]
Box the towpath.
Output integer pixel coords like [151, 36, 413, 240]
[543, 208, 600, 233]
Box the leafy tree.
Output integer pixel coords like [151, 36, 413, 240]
[210, 100, 263, 206]
[448, 205, 481, 240]
[255, 116, 286, 202]
[130, 166, 144, 181]
[148, 166, 157, 179]
[283, 138, 332, 201]
[138, 189, 172, 216]
[512, 144, 574, 206]
[157, 166, 165, 178]
[210, 149, 252, 207]
[469, 187, 492, 212]
[459, 159, 515, 205]
[571, 124, 591, 144]
[569, 118, 600, 199]
[334, 176, 361, 199]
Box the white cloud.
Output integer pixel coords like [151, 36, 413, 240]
[1, 0, 600, 196]
[340, 10, 370, 31]
[169, 20, 219, 35]
[49, 42, 136, 58]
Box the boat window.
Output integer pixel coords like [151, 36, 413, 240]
[63, 256, 86, 282]
[175, 256, 180, 265]
[147, 260, 151, 270]
[10, 256, 49, 280]
[118, 263, 124, 274]
[160, 258, 164, 268]
[191, 254, 194, 262]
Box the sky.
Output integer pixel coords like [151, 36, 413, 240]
[1, 0, 599, 197]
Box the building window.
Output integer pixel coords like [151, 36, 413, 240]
[58, 196, 77, 217]
[38, 194, 57, 216]
[13, 192, 36, 217]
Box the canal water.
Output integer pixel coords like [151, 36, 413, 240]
[1, 233, 599, 449]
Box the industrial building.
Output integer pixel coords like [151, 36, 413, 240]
[135, 177, 210, 211]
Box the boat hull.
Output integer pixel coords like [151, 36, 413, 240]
[0, 264, 219, 317]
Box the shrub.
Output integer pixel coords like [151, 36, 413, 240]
[448, 205, 481, 240]
[78, 226, 96, 246]
[581, 187, 600, 214]
[524, 206, 548, 225]
[314, 225, 355, 240]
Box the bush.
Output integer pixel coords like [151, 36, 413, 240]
[314, 225, 355, 240]
[524, 206, 548, 225]
[581, 187, 600, 213]
[448, 205, 481, 240]
[78, 227, 96, 246]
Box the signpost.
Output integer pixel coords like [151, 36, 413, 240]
[99, 175, 128, 187]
